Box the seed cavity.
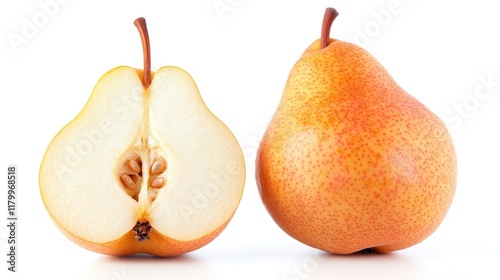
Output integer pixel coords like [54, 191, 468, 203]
[116, 149, 168, 205]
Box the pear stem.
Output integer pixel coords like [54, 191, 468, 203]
[320, 8, 339, 49]
[134, 17, 152, 87]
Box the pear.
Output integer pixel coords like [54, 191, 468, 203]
[256, 8, 456, 254]
[39, 18, 245, 256]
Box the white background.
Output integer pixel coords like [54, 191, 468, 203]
[1, 0, 500, 279]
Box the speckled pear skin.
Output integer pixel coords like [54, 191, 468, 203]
[256, 38, 457, 254]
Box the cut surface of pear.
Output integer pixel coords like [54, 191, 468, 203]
[40, 65, 245, 256]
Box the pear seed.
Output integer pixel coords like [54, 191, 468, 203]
[150, 160, 166, 175]
[120, 174, 136, 189]
[150, 177, 165, 188]
[127, 159, 142, 174]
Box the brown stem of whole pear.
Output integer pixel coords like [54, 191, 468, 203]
[321, 8, 339, 49]
[134, 17, 152, 87]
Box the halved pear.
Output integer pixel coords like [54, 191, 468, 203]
[39, 18, 245, 257]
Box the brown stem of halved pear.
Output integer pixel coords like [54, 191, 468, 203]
[134, 17, 152, 87]
[320, 8, 339, 49]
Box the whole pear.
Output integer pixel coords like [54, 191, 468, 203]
[256, 8, 457, 254]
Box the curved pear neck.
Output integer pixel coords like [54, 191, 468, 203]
[320, 8, 339, 49]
